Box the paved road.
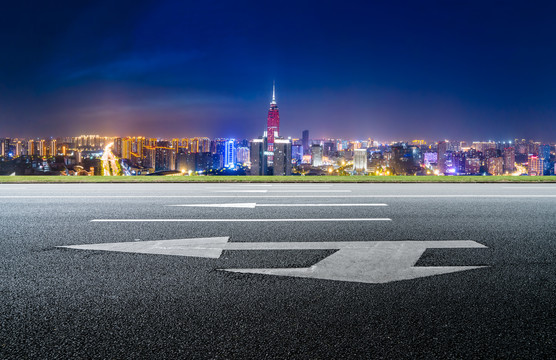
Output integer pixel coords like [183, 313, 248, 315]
[0, 183, 555, 359]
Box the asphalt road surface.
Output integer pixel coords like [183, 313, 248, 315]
[0, 183, 555, 359]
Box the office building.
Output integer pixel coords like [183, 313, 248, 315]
[291, 144, 303, 163]
[39, 140, 47, 156]
[437, 141, 448, 174]
[1, 138, 10, 158]
[354, 148, 368, 171]
[311, 144, 323, 166]
[273, 139, 292, 175]
[302, 130, 309, 155]
[390, 143, 421, 175]
[465, 157, 481, 174]
[503, 147, 515, 173]
[250, 138, 268, 175]
[236, 147, 250, 165]
[50, 139, 57, 156]
[224, 140, 236, 168]
[122, 138, 132, 160]
[528, 155, 544, 176]
[487, 157, 504, 175]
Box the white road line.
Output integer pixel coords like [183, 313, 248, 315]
[0, 187, 26, 190]
[91, 218, 392, 222]
[503, 187, 556, 189]
[212, 190, 269, 193]
[166, 203, 388, 208]
[2, 195, 556, 198]
[211, 190, 351, 193]
[223, 184, 273, 187]
[215, 184, 332, 187]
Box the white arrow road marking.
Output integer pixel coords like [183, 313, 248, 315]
[166, 203, 388, 208]
[60, 237, 230, 258]
[90, 218, 392, 222]
[59, 238, 487, 284]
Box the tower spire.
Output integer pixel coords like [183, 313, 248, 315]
[271, 81, 276, 105]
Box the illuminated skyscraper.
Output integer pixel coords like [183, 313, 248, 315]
[50, 139, 57, 156]
[224, 140, 236, 168]
[390, 143, 421, 175]
[487, 157, 504, 175]
[437, 141, 448, 174]
[311, 144, 323, 166]
[1, 138, 10, 158]
[354, 148, 368, 171]
[39, 140, 47, 156]
[528, 155, 544, 176]
[236, 147, 250, 165]
[27, 140, 35, 156]
[15, 141, 23, 157]
[503, 147, 515, 173]
[250, 137, 268, 175]
[540, 144, 551, 174]
[266, 82, 280, 151]
[302, 130, 309, 155]
[122, 138, 132, 160]
[273, 139, 292, 175]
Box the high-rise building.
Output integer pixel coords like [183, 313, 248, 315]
[27, 140, 35, 156]
[390, 143, 421, 175]
[181, 138, 189, 151]
[176, 151, 195, 173]
[503, 147, 515, 173]
[302, 130, 309, 155]
[194, 152, 213, 172]
[39, 140, 47, 157]
[311, 144, 323, 167]
[472, 141, 496, 154]
[136, 137, 146, 160]
[291, 144, 303, 163]
[15, 141, 23, 157]
[487, 157, 504, 175]
[145, 139, 157, 169]
[190, 137, 211, 153]
[354, 148, 368, 172]
[1, 138, 10, 158]
[122, 138, 132, 160]
[528, 155, 544, 176]
[155, 147, 176, 171]
[323, 141, 336, 157]
[172, 139, 180, 153]
[465, 157, 481, 174]
[224, 140, 236, 168]
[273, 139, 292, 176]
[540, 144, 551, 175]
[236, 147, 250, 165]
[113, 138, 123, 157]
[437, 141, 448, 174]
[249, 138, 268, 175]
[266, 82, 280, 151]
[50, 139, 57, 156]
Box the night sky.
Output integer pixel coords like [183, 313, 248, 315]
[0, 0, 555, 142]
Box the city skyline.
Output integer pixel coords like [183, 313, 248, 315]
[0, 1, 555, 141]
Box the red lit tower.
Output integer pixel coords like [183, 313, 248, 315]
[266, 82, 280, 151]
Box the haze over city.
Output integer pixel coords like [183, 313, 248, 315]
[1, 0, 555, 141]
